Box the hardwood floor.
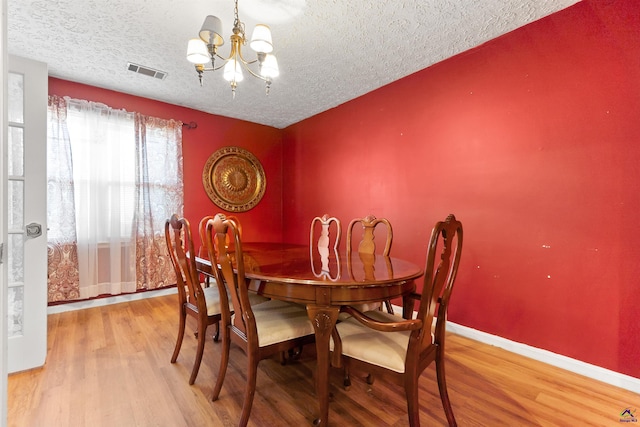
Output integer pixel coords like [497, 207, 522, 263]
[8, 294, 639, 426]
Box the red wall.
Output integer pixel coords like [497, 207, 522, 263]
[48, 0, 640, 379]
[282, 0, 640, 378]
[48, 78, 285, 246]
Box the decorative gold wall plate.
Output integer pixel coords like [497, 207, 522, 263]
[202, 146, 266, 212]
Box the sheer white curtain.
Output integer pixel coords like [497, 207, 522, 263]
[65, 99, 137, 298]
[47, 96, 182, 302]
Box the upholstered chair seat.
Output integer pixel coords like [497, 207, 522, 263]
[332, 310, 436, 373]
[192, 281, 268, 317]
[246, 299, 316, 347]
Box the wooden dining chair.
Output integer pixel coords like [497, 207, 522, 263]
[310, 214, 342, 252]
[332, 214, 463, 427]
[198, 215, 242, 286]
[205, 213, 316, 427]
[346, 214, 392, 257]
[198, 214, 243, 261]
[165, 214, 225, 385]
[310, 214, 342, 280]
[346, 214, 394, 313]
[197, 215, 215, 288]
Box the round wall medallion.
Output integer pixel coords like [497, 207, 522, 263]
[202, 146, 266, 212]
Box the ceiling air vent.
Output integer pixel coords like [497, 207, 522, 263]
[127, 62, 167, 80]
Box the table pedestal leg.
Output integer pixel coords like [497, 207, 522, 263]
[306, 304, 340, 427]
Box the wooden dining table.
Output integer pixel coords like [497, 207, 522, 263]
[196, 241, 423, 426]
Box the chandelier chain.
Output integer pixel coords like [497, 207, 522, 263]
[233, 0, 245, 39]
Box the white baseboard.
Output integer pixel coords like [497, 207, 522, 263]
[47, 287, 178, 314]
[446, 321, 640, 395]
[389, 304, 639, 394]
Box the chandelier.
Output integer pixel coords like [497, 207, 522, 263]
[186, 0, 279, 97]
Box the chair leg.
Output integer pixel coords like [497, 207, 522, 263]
[239, 354, 259, 427]
[171, 307, 186, 363]
[212, 324, 230, 401]
[404, 376, 420, 427]
[212, 322, 220, 342]
[189, 318, 207, 385]
[435, 349, 457, 427]
[289, 346, 303, 359]
[343, 360, 351, 390]
[384, 299, 394, 314]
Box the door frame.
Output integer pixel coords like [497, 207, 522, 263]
[1, 0, 9, 424]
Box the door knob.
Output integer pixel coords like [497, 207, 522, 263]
[26, 222, 42, 238]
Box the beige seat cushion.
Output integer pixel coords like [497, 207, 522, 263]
[251, 299, 315, 347]
[337, 302, 382, 321]
[332, 310, 436, 374]
[195, 280, 269, 317]
[202, 285, 224, 316]
[247, 292, 270, 306]
[333, 310, 409, 373]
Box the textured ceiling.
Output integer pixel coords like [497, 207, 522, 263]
[8, 0, 579, 129]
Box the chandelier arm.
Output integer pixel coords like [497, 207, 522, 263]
[236, 50, 265, 80]
[239, 63, 269, 82]
[236, 45, 258, 67]
[197, 60, 227, 73]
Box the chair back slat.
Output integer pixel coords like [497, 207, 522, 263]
[199, 214, 242, 259]
[310, 214, 342, 280]
[347, 214, 394, 312]
[346, 215, 393, 257]
[207, 213, 258, 346]
[198, 215, 214, 259]
[165, 215, 207, 315]
[310, 214, 342, 253]
[413, 214, 463, 349]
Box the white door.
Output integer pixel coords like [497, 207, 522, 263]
[6, 55, 48, 373]
[1, 5, 8, 423]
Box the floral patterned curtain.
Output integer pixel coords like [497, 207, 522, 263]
[46, 96, 182, 303]
[133, 114, 182, 290]
[47, 96, 80, 301]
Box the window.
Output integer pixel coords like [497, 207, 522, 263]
[47, 96, 183, 301]
[66, 106, 136, 242]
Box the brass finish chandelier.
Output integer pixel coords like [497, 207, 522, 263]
[186, 0, 279, 97]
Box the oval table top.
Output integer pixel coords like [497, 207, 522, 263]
[238, 242, 424, 287]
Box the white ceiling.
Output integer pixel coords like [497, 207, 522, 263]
[8, 0, 579, 129]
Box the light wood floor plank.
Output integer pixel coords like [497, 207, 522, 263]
[8, 294, 639, 426]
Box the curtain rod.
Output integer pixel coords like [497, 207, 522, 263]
[182, 121, 197, 130]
